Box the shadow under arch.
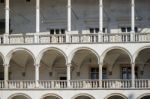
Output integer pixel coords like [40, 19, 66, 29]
[8, 93, 32, 99]
[133, 45, 150, 63]
[69, 47, 100, 64]
[6, 47, 36, 65]
[100, 46, 133, 64]
[137, 93, 150, 99]
[104, 93, 128, 99]
[71, 93, 95, 99]
[36, 47, 68, 65]
[40, 93, 63, 99]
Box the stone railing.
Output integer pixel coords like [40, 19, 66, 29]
[0, 32, 150, 44]
[39, 34, 66, 43]
[8, 34, 34, 44]
[0, 79, 150, 89]
[70, 34, 98, 43]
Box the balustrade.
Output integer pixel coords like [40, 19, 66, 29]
[39, 34, 66, 43]
[0, 32, 149, 44]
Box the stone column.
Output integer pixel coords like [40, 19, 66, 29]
[131, 63, 135, 88]
[67, 63, 71, 87]
[98, 0, 103, 42]
[99, 63, 103, 88]
[4, 0, 10, 44]
[35, 0, 40, 43]
[5, 0, 9, 34]
[4, 64, 9, 88]
[67, 0, 71, 32]
[66, 0, 71, 43]
[35, 64, 40, 87]
[131, 0, 135, 42]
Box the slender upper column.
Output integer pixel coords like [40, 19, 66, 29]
[36, 0, 40, 33]
[131, 0, 135, 33]
[67, 63, 71, 87]
[131, 63, 135, 88]
[99, 0, 103, 33]
[5, 0, 10, 34]
[67, 0, 71, 32]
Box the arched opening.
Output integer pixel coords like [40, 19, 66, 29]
[11, 95, 29, 99]
[39, 49, 66, 80]
[139, 95, 150, 99]
[74, 96, 92, 99]
[72, 94, 95, 99]
[103, 49, 132, 80]
[135, 48, 150, 79]
[41, 93, 63, 99]
[105, 94, 127, 99]
[107, 95, 126, 99]
[43, 96, 61, 99]
[8, 93, 31, 99]
[0, 54, 4, 81]
[9, 50, 35, 80]
[71, 49, 99, 80]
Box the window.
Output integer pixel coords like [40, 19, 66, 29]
[90, 67, 107, 79]
[50, 29, 65, 35]
[90, 68, 99, 79]
[102, 68, 107, 79]
[122, 67, 131, 79]
[121, 66, 138, 79]
[89, 28, 106, 33]
[121, 27, 138, 33]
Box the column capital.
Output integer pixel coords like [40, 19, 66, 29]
[34, 64, 40, 68]
[99, 4, 103, 7]
[99, 62, 104, 66]
[131, 4, 135, 7]
[131, 63, 135, 67]
[5, 8, 10, 10]
[67, 5, 71, 8]
[66, 63, 72, 67]
[3, 64, 10, 67]
[36, 6, 40, 9]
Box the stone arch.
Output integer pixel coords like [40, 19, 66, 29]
[69, 47, 100, 64]
[36, 47, 68, 65]
[133, 46, 150, 63]
[137, 93, 150, 99]
[6, 48, 36, 65]
[40, 93, 63, 99]
[0, 52, 5, 64]
[8, 93, 32, 99]
[100, 46, 132, 64]
[71, 93, 95, 99]
[104, 93, 128, 99]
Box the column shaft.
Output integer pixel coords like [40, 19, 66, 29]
[131, 0, 135, 32]
[36, 0, 40, 33]
[131, 63, 135, 88]
[99, 0, 103, 33]
[5, 0, 9, 34]
[67, 0, 71, 32]
[35, 64, 40, 87]
[67, 63, 71, 87]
